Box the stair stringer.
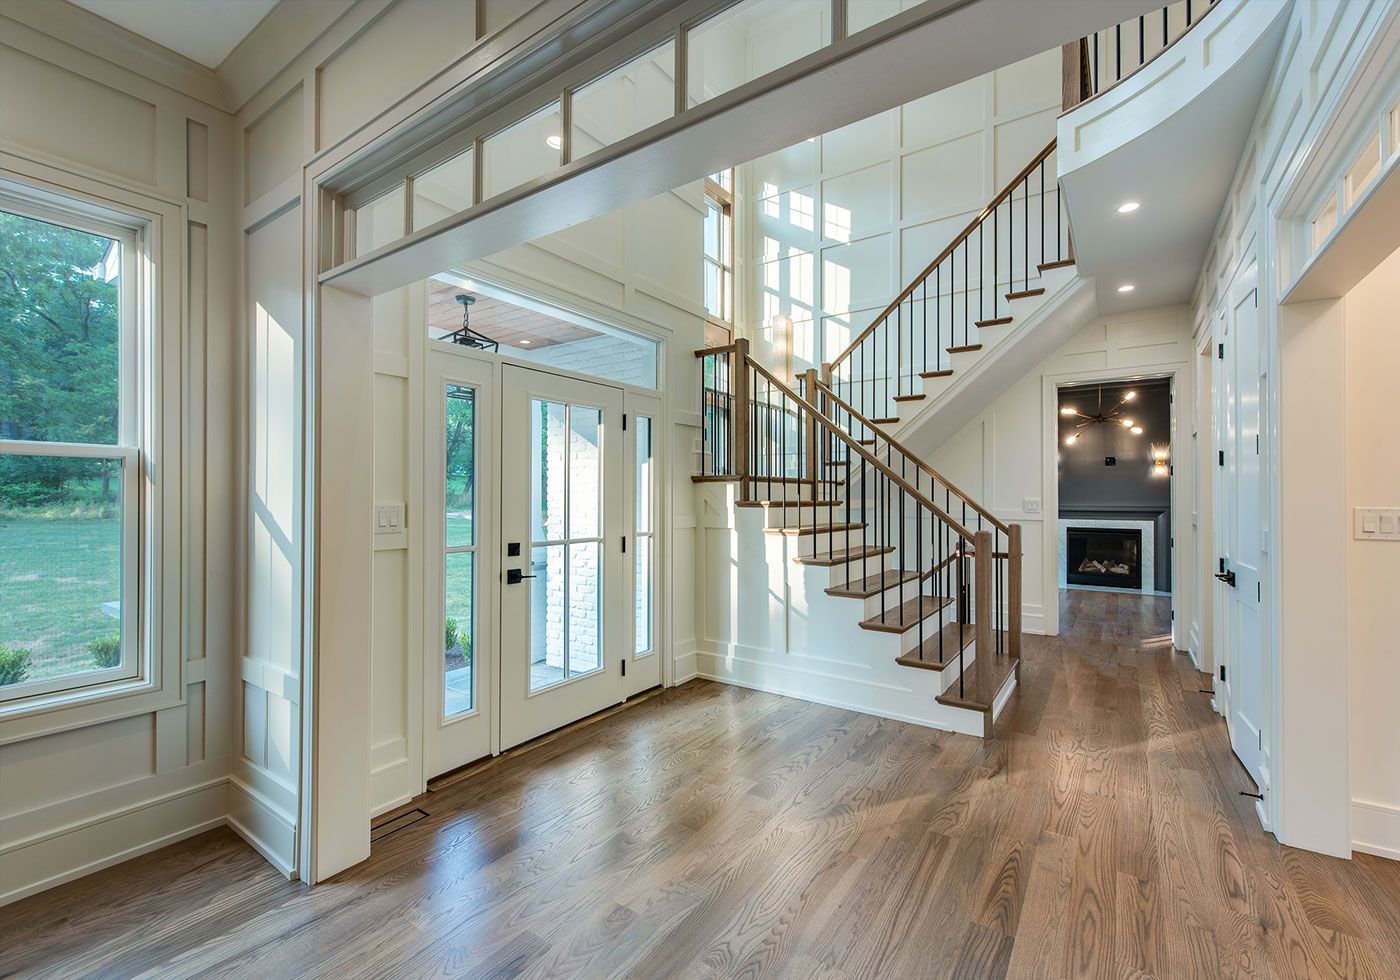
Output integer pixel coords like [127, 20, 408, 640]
[694, 485, 1013, 738]
[888, 269, 1098, 454]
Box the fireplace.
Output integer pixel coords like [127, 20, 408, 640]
[1066, 527, 1143, 589]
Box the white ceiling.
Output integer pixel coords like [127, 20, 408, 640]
[69, 0, 279, 69]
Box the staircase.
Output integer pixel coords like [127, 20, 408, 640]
[689, 138, 1101, 736]
[695, 344, 1022, 737]
[824, 138, 1077, 430]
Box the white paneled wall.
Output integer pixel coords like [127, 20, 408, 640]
[738, 47, 1062, 373]
[0, 8, 237, 903]
[1187, 0, 1400, 858]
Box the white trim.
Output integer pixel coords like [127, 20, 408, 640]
[1352, 799, 1400, 862]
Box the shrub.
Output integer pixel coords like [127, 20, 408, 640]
[444, 617, 459, 651]
[0, 645, 32, 687]
[88, 635, 121, 668]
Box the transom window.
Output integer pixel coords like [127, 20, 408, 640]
[0, 200, 140, 702]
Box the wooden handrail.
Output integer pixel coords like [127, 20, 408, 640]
[745, 355, 976, 541]
[811, 374, 1010, 534]
[829, 137, 1058, 372]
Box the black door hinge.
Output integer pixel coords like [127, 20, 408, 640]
[621, 658, 627, 677]
[1218, 342, 1225, 359]
[621, 536, 627, 553]
[1220, 664, 1227, 682]
[622, 413, 628, 430]
[1218, 450, 1224, 466]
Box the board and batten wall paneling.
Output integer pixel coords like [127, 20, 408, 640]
[234, 202, 304, 874]
[738, 44, 1061, 371]
[1188, 0, 1399, 859]
[0, 13, 237, 905]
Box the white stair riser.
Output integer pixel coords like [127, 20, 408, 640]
[788, 527, 868, 556]
[757, 504, 842, 529]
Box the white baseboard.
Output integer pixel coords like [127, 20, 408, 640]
[696, 642, 985, 738]
[227, 775, 297, 878]
[0, 778, 228, 907]
[1352, 798, 1400, 861]
[670, 642, 698, 686]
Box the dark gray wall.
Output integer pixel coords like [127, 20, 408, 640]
[1057, 379, 1172, 590]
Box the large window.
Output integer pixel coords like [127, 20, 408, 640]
[704, 170, 735, 339]
[0, 202, 139, 701]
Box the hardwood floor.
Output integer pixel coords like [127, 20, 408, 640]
[6, 589, 1400, 979]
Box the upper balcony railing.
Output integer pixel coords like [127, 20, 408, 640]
[1063, 0, 1222, 109]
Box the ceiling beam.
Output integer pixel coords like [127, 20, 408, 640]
[323, 0, 1162, 297]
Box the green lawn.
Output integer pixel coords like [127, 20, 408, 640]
[0, 517, 121, 684]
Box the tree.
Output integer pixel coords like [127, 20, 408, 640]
[0, 210, 120, 503]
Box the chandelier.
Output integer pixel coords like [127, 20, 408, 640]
[1060, 386, 1144, 446]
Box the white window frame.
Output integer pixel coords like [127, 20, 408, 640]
[703, 171, 735, 334]
[0, 152, 184, 742]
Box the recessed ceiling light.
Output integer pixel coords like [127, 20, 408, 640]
[520, 339, 532, 345]
[1117, 201, 1141, 213]
[1118, 284, 1136, 293]
[546, 134, 563, 151]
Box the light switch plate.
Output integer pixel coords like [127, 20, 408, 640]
[374, 501, 406, 534]
[1023, 498, 1041, 513]
[1354, 507, 1400, 541]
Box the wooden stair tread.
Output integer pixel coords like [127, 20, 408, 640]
[947, 344, 983, 353]
[892, 394, 925, 402]
[766, 522, 864, 537]
[1006, 288, 1045, 300]
[858, 594, 953, 633]
[872, 417, 900, 425]
[919, 369, 953, 378]
[974, 317, 1012, 328]
[936, 643, 1018, 711]
[895, 621, 971, 671]
[825, 569, 920, 599]
[1037, 259, 1075, 271]
[793, 545, 895, 567]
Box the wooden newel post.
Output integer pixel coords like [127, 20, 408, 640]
[801, 368, 819, 488]
[733, 338, 750, 498]
[1008, 524, 1022, 678]
[974, 529, 993, 705]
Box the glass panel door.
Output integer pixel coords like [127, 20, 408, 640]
[425, 352, 493, 777]
[500, 365, 624, 748]
[624, 388, 662, 697]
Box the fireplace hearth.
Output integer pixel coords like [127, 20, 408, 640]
[1066, 527, 1143, 590]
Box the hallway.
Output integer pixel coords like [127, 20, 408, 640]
[5, 591, 1398, 978]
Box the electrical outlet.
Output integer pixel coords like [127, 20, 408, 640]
[1355, 507, 1400, 540]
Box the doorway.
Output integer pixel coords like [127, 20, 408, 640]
[424, 348, 660, 776]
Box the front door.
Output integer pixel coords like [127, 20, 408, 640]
[499, 365, 627, 748]
[1221, 272, 1266, 784]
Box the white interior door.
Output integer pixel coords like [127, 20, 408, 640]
[1225, 278, 1265, 783]
[424, 350, 494, 777]
[499, 365, 626, 748]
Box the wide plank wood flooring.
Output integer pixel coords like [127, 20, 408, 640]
[5, 589, 1399, 978]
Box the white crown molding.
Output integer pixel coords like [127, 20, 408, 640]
[216, 0, 361, 116]
[1, 0, 231, 112]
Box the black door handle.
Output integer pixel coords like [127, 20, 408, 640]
[1215, 570, 1236, 587]
[506, 568, 537, 585]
